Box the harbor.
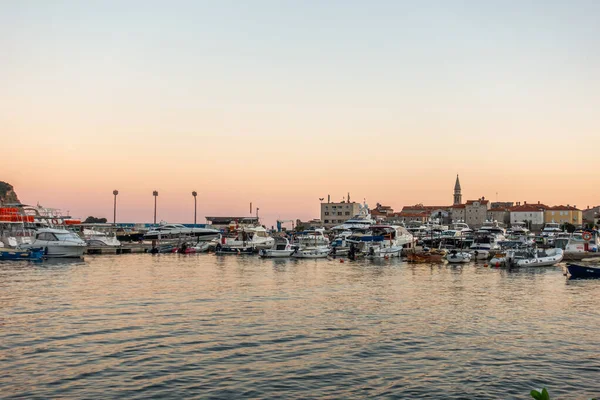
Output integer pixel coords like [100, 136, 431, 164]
[2, 177, 599, 278]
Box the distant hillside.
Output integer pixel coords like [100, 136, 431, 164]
[0, 181, 20, 205]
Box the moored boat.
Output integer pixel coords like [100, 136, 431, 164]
[260, 237, 295, 258]
[446, 250, 472, 264]
[0, 247, 44, 261]
[406, 249, 445, 263]
[566, 263, 600, 279]
[508, 247, 563, 267]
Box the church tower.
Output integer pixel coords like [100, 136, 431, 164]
[453, 174, 462, 205]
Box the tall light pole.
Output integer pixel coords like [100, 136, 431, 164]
[256, 207, 260, 223]
[153, 190, 158, 225]
[192, 191, 197, 226]
[113, 190, 119, 225]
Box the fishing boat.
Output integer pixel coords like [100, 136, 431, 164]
[446, 249, 472, 264]
[259, 237, 295, 258]
[0, 247, 44, 261]
[565, 263, 600, 279]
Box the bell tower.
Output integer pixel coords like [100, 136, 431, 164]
[453, 174, 462, 205]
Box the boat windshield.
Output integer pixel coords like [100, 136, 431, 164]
[55, 232, 82, 241]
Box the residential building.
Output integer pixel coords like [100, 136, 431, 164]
[320, 199, 361, 228]
[450, 204, 466, 223]
[583, 206, 600, 225]
[491, 201, 514, 209]
[389, 212, 428, 224]
[509, 202, 548, 230]
[370, 203, 394, 221]
[545, 205, 582, 226]
[465, 198, 490, 228]
[487, 208, 510, 225]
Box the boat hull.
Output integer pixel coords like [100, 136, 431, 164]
[446, 252, 472, 263]
[44, 245, 85, 258]
[566, 263, 600, 279]
[259, 249, 295, 258]
[292, 248, 329, 259]
[0, 248, 44, 261]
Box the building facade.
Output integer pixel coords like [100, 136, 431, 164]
[544, 205, 582, 226]
[465, 198, 490, 228]
[487, 208, 510, 225]
[320, 201, 361, 228]
[583, 206, 600, 225]
[509, 202, 547, 230]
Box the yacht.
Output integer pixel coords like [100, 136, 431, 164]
[541, 223, 562, 238]
[347, 225, 413, 259]
[144, 223, 220, 241]
[220, 226, 275, 250]
[21, 228, 86, 258]
[291, 229, 330, 258]
[510, 221, 530, 235]
[83, 229, 121, 247]
[259, 237, 295, 258]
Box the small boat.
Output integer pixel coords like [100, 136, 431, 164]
[489, 251, 508, 267]
[215, 244, 254, 255]
[292, 247, 330, 259]
[259, 238, 295, 258]
[0, 247, 44, 261]
[446, 250, 472, 264]
[406, 249, 445, 263]
[566, 263, 600, 279]
[508, 247, 564, 267]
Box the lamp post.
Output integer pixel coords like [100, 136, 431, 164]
[153, 190, 158, 225]
[113, 190, 119, 225]
[192, 191, 197, 226]
[256, 207, 260, 224]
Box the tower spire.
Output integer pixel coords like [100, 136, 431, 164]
[453, 174, 462, 205]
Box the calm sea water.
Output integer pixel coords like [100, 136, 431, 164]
[1, 254, 599, 399]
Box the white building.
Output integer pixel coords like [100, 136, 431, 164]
[509, 202, 547, 230]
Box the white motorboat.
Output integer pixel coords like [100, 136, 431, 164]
[220, 226, 275, 250]
[292, 247, 330, 259]
[21, 228, 86, 258]
[540, 223, 562, 242]
[259, 237, 295, 258]
[144, 223, 220, 241]
[507, 247, 564, 267]
[446, 250, 472, 263]
[83, 228, 121, 247]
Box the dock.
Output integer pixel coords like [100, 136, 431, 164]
[85, 243, 153, 255]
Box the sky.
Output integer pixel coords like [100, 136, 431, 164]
[2, 0, 599, 226]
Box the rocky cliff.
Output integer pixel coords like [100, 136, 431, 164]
[0, 181, 20, 205]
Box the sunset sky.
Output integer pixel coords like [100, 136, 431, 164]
[2, 1, 599, 226]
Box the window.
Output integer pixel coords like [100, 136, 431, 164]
[332, 206, 336, 209]
[346, 205, 349, 209]
[324, 212, 329, 216]
[345, 212, 350, 215]
[551, 211, 555, 216]
[324, 220, 329, 223]
[337, 212, 342, 216]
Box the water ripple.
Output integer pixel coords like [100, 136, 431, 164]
[1, 255, 600, 399]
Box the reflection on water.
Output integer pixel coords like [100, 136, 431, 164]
[1, 255, 599, 399]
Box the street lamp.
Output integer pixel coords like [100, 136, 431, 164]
[113, 190, 119, 225]
[192, 191, 197, 226]
[153, 190, 158, 225]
